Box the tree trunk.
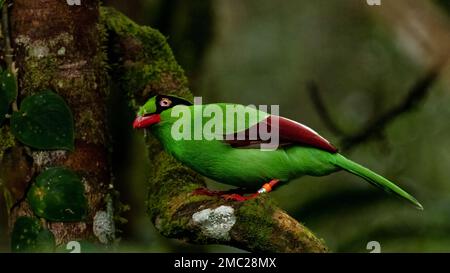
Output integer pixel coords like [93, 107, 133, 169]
[1, 0, 112, 247]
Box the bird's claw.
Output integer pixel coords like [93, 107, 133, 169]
[221, 193, 259, 202]
[192, 188, 259, 202]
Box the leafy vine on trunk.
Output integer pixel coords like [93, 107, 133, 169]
[1, 0, 112, 250]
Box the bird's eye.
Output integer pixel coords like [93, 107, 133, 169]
[160, 98, 172, 107]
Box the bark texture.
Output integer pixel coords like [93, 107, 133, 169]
[1, 0, 111, 245]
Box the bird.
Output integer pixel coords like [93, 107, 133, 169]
[133, 94, 422, 209]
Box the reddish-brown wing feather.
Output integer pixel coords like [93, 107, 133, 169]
[224, 115, 338, 153]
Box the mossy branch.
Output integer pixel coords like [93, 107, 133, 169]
[102, 7, 328, 253]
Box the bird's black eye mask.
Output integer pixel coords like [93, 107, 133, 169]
[154, 95, 193, 114]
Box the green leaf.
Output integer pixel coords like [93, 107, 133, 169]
[27, 167, 87, 222]
[0, 69, 17, 124]
[11, 90, 74, 150]
[35, 229, 56, 252]
[11, 216, 55, 253]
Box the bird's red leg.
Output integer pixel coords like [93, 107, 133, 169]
[193, 180, 280, 202]
[221, 179, 280, 202]
[257, 179, 280, 194]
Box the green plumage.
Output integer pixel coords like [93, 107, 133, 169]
[138, 97, 422, 209]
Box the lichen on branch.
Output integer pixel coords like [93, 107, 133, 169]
[101, 7, 328, 253]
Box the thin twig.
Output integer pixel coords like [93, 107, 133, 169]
[307, 81, 347, 136]
[308, 64, 443, 152]
[340, 65, 442, 151]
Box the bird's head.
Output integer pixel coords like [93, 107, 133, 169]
[133, 95, 193, 129]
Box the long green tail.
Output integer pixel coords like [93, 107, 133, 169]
[334, 154, 423, 210]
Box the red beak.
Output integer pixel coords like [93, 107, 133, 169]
[133, 114, 161, 129]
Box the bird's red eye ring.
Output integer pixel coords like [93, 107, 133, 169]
[160, 98, 172, 107]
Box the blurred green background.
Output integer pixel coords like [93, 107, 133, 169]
[3, 0, 450, 252]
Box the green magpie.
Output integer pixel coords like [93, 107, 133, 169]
[133, 95, 422, 209]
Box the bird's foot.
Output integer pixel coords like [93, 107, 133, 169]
[193, 180, 280, 202]
[221, 179, 280, 202]
[221, 193, 259, 202]
[192, 187, 258, 202]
